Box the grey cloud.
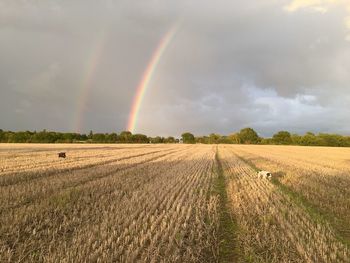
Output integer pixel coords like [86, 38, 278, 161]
[0, 0, 350, 136]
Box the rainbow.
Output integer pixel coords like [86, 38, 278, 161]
[127, 24, 179, 133]
[74, 30, 108, 133]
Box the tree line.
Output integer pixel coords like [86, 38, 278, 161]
[0, 129, 177, 144]
[1, 128, 350, 147]
[184, 128, 350, 147]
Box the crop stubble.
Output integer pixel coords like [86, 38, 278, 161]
[0, 144, 219, 262]
[1, 144, 350, 262]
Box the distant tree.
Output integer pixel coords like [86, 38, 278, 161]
[150, 136, 164, 144]
[31, 130, 58, 143]
[291, 134, 302, 145]
[119, 131, 133, 143]
[8, 131, 31, 143]
[164, 136, 175, 143]
[3, 128, 350, 147]
[195, 133, 240, 144]
[92, 133, 106, 143]
[79, 134, 88, 141]
[1, 131, 13, 143]
[132, 134, 149, 143]
[106, 133, 118, 143]
[88, 130, 93, 140]
[228, 133, 241, 144]
[273, 131, 292, 145]
[209, 133, 221, 144]
[260, 138, 274, 145]
[181, 132, 195, 144]
[195, 136, 209, 144]
[345, 136, 350, 147]
[300, 132, 321, 146]
[237, 128, 259, 144]
[217, 136, 232, 144]
[60, 133, 74, 143]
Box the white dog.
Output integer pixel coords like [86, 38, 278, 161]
[257, 170, 272, 180]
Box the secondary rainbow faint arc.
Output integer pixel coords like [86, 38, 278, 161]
[127, 24, 179, 133]
[74, 30, 107, 133]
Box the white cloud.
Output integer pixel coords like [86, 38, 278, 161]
[285, 0, 330, 13]
[285, 0, 350, 40]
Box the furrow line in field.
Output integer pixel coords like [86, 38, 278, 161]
[0, 147, 189, 214]
[33, 147, 204, 261]
[0, 147, 181, 187]
[114, 152, 207, 258]
[0, 147, 198, 262]
[135, 152, 214, 262]
[0, 145, 169, 174]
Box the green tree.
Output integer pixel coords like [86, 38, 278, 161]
[317, 133, 349, 147]
[8, 131, 31, 143]
[0, 129, 4, 142]
[291, 134, 302, 145]
[209, 133, 221, 144]
[31, 130, 58, 143]
[150, 136, 164, 143]
[164, 136, 175, 143]
[260, 138, 274, 145]
[60, 133, 74, 143]
[88, 130, 94, 139]
[273, 131, 292, 145]
[195, 136, 209, 144]
[78, 133, 88, 141]
[92, 133, 106, 143]
[132, 134, 149, 143]
[217, 136, 232, 144]
[300, 132, 322, 146]
[237, 128, 259, 144]
[119, 131, 132, 143]
[106, 133, 118, 143]
[228, 133, 241, 144]
[181, 132, 195, 144]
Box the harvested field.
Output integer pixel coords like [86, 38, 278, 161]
[1, 144, 350, 262]
[228, 145, 350, 246]
[221, 145, 350, 262]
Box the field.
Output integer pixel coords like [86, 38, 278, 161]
[1, 144, 350, 262]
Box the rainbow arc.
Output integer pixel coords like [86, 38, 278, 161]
[127, 24, 179, 133]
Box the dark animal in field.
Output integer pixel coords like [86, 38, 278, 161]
[58, 152, 66, 158]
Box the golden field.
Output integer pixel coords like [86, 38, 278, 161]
[1, 144, 350, 262]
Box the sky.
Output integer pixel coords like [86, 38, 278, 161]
[0, 0, 350, 137]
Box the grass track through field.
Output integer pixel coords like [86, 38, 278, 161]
[214, 146, 239, 262]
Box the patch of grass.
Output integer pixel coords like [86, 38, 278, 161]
[213, 147, 240, 262]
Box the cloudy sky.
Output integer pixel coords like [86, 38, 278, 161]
[1, 0, 350, 137]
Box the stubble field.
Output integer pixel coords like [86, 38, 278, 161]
[1, 144, 350, 262]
